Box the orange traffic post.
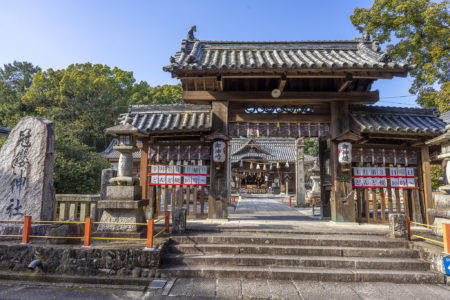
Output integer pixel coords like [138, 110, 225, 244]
[407, 217, 411, 241]
[165, 211, 170, 234]
[146, 219, 154, 249]
[83, 217, 92, 247]
[443, 223, 450, 254]
[22, 216, 31, 244]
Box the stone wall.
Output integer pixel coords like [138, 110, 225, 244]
[0, 242, 167, 278]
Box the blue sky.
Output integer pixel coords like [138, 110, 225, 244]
[0, 0, 418, 107]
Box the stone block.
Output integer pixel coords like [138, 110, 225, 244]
[100, 169, 117, 200]
[96, 208, 146, 232]
[172, 208, 186, 234]
[97, 199, 148, 209]
[106, 185, 141, 200]
[389, 214, 407, 239]
[45, 223, 82, 244]
[0, 117, 55, 221]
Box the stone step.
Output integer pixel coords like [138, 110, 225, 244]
[159, 265, 443, 284]
[169, 244, 419, 258]
[163, 254, 430, 271]
[171, 234, 408, 248]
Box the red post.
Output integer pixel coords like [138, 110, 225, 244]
[22, 216, 31, 244]
[146, 219, 154, 249]
[165, 211, 170, 234]
[443, 223, 450, 254]
[84, 217, 92, 247]
[407, 217, 411, 241]
[281, 198, 284, 204]
[289, 197, 292, 207]
[232, 197, 235, 205]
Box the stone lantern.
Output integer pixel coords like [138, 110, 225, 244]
[96, 123, 148, 237]
[308, 159, 321, 202]
[426, 124, 450, 235]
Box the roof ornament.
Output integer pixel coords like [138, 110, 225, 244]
[372, 39, 381, 52]
[362, 30, 370, 42]
[187, 25, 197, 41]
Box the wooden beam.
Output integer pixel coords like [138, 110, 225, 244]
[279, 75, 287, 92]
[229, 113, 330, 123]
[183, 91, 379, 104]
[421, 146, 433, 225]
[216, 76, 223, 92]
[139, 139, 149, 200]
[338, 74, 353, 92]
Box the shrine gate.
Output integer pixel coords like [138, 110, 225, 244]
[130, 27, 446, 224]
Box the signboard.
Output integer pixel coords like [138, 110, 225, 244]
[353, 166, 417, 189]
[443, 257, 450, 275]
[149, 164, 209, 186]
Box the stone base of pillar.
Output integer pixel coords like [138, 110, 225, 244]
[389, 214, 407, 239]
[331, 191, 355, 222]
[96, 208, 147, 233]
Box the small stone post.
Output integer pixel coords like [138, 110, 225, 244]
[295, 138, 306, 206]
[171, 207, 186, 234]
[389, 214, 408, 239]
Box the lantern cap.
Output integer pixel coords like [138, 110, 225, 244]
[206, 131, 230, 141]
[105, 123, 142, 136]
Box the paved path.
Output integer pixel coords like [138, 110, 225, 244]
[2, 279, 450, 299]
[229, 195, 319, 222]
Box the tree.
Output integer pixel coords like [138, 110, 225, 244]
[129, 82, 182, 105]
[0, 61, 41, 146]
[54, 135, 111, 194]
[350, 0, 449, 112]
[22, 63, 136, 152]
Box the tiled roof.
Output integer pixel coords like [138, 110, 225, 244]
[119, 104, 211, 134]
[99, 138, 141, 160]
[230, 138, 316, 163]
[440, 111, 450, 125]
[164, 36, 411, 72]
[350, 105, 447, 135]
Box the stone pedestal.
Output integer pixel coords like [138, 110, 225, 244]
[96, 185, 148, 236]
[428, 193, 450, 236]
[426, 124, 450, 236]
[389, 214, 407, 239]
[172, 207, 186, 234]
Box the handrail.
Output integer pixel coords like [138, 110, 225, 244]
[409, 221, 441, 229]
[0, 211, 171, 250]
[407, 217, 448, 253]
[411, 234, 444, 245]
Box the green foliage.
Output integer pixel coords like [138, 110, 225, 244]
[1, 61, 182, 194]
[431, 164, 443, 191]
[303, 138, 319, 157]
[0, 61, 41, 129]
[350, 0, 449, 112]
[54, 136, 110, 194]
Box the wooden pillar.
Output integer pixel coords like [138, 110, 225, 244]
[421, 146, 433, 224]
[140, 139, 149, 199]
[295, 138, 306, 206]
[330, 101, 355, 222]
[208, 100, 229, 219]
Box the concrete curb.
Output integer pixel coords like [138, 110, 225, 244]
[0, 271, 153, 286]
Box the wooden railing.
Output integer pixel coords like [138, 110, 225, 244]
[53, 194, 100, 222]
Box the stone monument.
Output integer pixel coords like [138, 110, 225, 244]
[426, 124, 450, 236]
[96, 123, 148, 237]
[0, 117, 55, 221]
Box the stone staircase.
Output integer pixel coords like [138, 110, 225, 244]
[159, 231, 443, 283]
